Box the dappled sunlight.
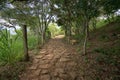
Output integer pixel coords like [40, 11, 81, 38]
[53, 35, 65, 39]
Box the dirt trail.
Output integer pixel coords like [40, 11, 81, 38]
[20, 36, 82, 80]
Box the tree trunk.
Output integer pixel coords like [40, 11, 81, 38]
[87, 23, 90, 39]
[67, 26, 71, 43]
[107, 14, 111, 23]
[37, 27, 41, 46]
[93, 18, 96, 31]
[67, 22, 72, 43]
[22, 25, 29, 61]
[83, 21, 86, 34]
[65, 26, 67, 37]
[83, 22, 88, 55]
[41, 33, 44, 46]
[83, 14, 90, 55]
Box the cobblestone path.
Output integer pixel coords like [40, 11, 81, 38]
[20, 37, 82, 80]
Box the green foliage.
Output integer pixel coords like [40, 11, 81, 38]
[96, 20, 108, 29]
[89, 19, 107, 30]
[99, 34, 110, 41]
[94, 46, 120, 66]
[58, 29, 64, 35]
[45, 28, 51, 40]
[102, 0, 120, 14]
[72, 34, 84, 41]
[48, 23, 64, 37]
[27, 34, 38, 50]
[0, 28, 39, 65]
[84, 56, 89, 63]
[0, 29, 23, 65]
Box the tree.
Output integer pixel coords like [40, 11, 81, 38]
[75, 0, 101, 54]
[51, 0, 77, 42]
[101, 0, 120, 22]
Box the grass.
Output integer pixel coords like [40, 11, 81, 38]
[0, 30, 23, 65]
[0, 29, 38, 80]
[89, 21, 120, 79]
[76, 19, 120, 80]
[94, 39, 120, 65]
[96, 20, 108, 29]
[0, 29, 39, 65]
[90, 16, 119, 31]
[28, 35, 38, 50]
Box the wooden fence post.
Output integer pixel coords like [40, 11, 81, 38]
[22, 25, 29, 61]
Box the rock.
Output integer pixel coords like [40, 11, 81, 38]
[55, 62, 66, 68]
[59, 73, 68, 79]
[42, 54, 54, 60]
[33, 69, 41, 76]
[53, 71, 59, 77]
[55, 68, 65, 74]
[67, 61, 77, 66]
[39, 60, 50, 64]
[69, 72, 77, 80]
[29, 64, 38, 70]
[31, 78, 39, 80]
[55, 77, 62, 80]
[41, 69, 49, 74]
[54, 55, 60, 59]
[59, 57, 71, 62]
[35, 55, 44, 59]
[27, 69, 40, 79]
[39, 64, 51, 69]
[33, 59, 39, 64]
[40, 74, 51, 80]
[40, 50, 46, 54]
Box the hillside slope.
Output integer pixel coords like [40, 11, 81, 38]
[78, 22, 120, 80]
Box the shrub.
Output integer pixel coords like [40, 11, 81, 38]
[28, 35, 38, 49]
[94, 47, 120, 66]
